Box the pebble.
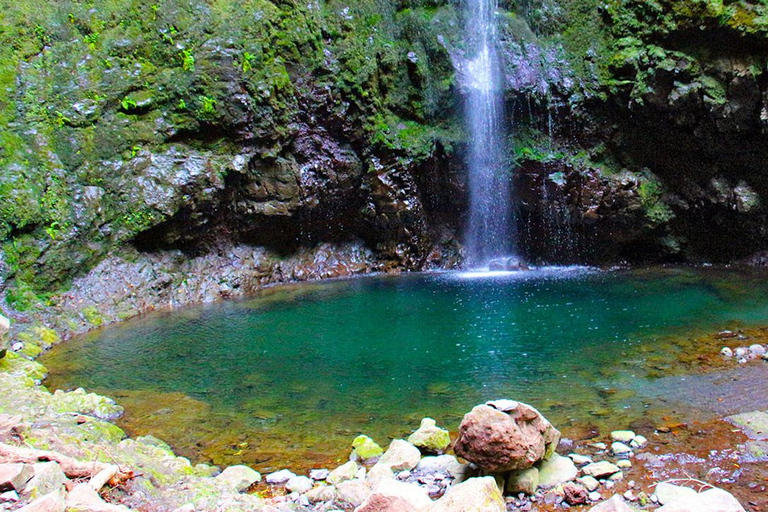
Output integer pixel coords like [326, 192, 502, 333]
[309, 469, 329, 481]
[616, 459, 632, 469]
[610, 431, 636, 443]
[735, 347, 747, 358]
[623, 490, 636, 501]
[749, 344, 766, 357]
[629, 435, 647, 449]
[608, 471, 624, 482]
[720, 347, 733, 357]
[568, 453, 592, 465]
[611, 442, 633, 456]
[11, 342, 22, 352]
[589, 491, 602, 501]
[577, 476, 599, 492]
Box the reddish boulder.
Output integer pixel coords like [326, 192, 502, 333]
[453, 400, 560, 472]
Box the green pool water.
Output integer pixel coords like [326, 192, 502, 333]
[41, 266, 768, 471]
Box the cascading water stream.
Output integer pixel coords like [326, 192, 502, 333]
[463, 0, 514, 268]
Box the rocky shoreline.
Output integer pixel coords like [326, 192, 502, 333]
[2, 300, 767, 511]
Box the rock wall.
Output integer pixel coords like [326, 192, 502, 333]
[3, 0, 768, 313]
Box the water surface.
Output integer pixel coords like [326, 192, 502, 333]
[42, 266, 768, 470]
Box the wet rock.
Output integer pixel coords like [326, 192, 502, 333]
[430, 476, 505, 512]
[407, 418, 451, 454]
[327, 461, 358, 485]
[22, 462, 67, 500]
[361, 479, 431, 510]
[215, 465, 261, 492]
[629, 435, 647, 449]
[18, 490, 65, 512]
[589, 491, 602, 502]
[506, 467, 539, 495]
[587, 494, 634, 512]
[735, 347, 748, 358]
[453, 401, 560, 472]
[563, 482, 590, 505]
[0, 463, 33, 492]
[616, 459, 631, 469]
[610, 431, 635, 443]
[749, 344, 766, 357]
[286, 475, 313, 494]
[611, 442, 632, 456]
[265, 469, 295, 485]
[353, 435, 384, 461]
[656, 487, 745, 512]
[335, 479, 370, 508]
[721, 347, 734, 357]
[654, 482, 699, 505]
[536, 453, 578, 488]
[66, 483, 130, 511]
[375, 440, 421, 472]
[582, 461, 621, 479]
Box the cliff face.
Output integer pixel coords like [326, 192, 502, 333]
[2, 0, 768, 310]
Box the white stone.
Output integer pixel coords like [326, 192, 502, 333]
[362, 479, 432, 510]
[589, 442, 607, 450]
[286, 475, 313, 494]
[720, 347, 733, 357]
[749, 344, 766, 357]
[375, 440, 421, 472]
[582, 461, 621, 479]
[611, 442, 632, 456]
[568, 453, 593, 465]
[309, 469, 329, 480]
[610, 431, 636, 443]
[616, 459, 632, 469]
[327, 461, 358, 485]
[578, 476, 600, 492]
[654, 482, 698, 505]
[0, 490, 19, 502]
[430, 476, 506, 512]
[265, 469, 295, 485]
[656, 487, 745, 512]
[588, 494, 635, 512]
[608, 471, 624, 482]
[537, 454, 578, 488]
[734, 347, 747, 358]
[629, 435, 647, 449]
[589, 491, 602, 502]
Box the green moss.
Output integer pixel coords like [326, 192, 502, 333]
[638, 175, 675, 225]
[81, 306, 105, 327]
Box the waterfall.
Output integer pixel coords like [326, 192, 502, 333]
[463, 0, 514, 268]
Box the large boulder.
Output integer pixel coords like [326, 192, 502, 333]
[453, 400, 560, 472]
[656, 487, 745, 512]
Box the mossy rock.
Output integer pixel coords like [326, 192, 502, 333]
[352, 434, 384, 461]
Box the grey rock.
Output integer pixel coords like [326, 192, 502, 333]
[506, 467, 539, 495]
[309, 469, 329, 481]
[587, 494, 634, 512]
[18, 490, 65, 512]
[582, 461, 621, 479]
[656, 487, 745, 512]
[327, 461, 358, 485]
[536, 454, 577, 488]
[430, 476, 506, 512]
[610, 431, 635, 443]
[376, 440, 421, 472]
[654, 482, 698, 505]
[265, 469, 295, 485]
[216, 465, 261, 492]
[578, 475, 600, 491]
[22, 462, 67, 500]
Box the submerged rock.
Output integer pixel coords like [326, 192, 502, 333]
[582, 461, 621, 479]
[453, 400, 560, 472]
[588, 494, 635, 512]
[407, 418, 451, 454]
[654, 483, 698, 505]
